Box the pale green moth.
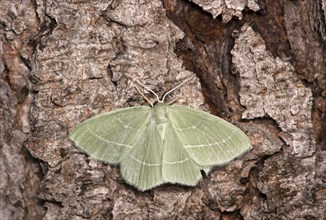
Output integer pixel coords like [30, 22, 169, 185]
[69, 76, 252, 191]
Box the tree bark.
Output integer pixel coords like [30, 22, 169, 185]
[0, 0, 325, 219]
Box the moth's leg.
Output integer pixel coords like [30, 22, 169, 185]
[167, 93, 182, 105]
[134, 84, 154, 107]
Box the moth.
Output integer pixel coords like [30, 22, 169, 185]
[69, 76, 252, 191]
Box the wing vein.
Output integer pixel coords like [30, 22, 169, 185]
[163, 157, 190, 164]
[129, 155, 161, 167]
[86, 126, 134, 148]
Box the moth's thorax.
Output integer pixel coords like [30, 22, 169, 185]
[152, 102, 168, 124]
[152, 102, 168, 139]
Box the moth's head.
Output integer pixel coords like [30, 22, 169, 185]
[153, 101, 167, 108]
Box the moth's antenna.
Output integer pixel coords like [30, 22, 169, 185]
[134, 85, 154, 107]
[134, 79, 160, 103]
[161, 74, 196, 103]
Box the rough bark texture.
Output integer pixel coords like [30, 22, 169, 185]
[190, 0, 260, 22]
[0, 0, 325, 219]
